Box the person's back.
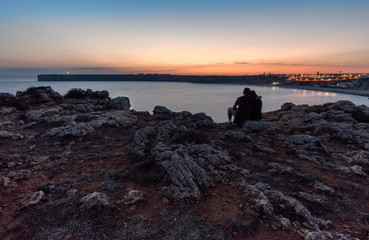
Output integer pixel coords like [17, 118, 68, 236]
[233, 94, 254, 124]
[250, 91, 262, 120]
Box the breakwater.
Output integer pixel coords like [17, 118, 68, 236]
[38, 74, 284, 84]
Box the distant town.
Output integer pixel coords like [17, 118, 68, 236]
[279, 73, 369, 91]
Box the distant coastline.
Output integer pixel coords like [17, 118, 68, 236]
[37, 73, 283, 85]
[38, 74, 369, 98]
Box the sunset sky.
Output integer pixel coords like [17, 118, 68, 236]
[1, 0, 369, 76]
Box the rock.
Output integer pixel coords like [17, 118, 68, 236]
[74, 104, 85, 112]
[280, 217, 291, 229]
[111, 96, 131, 110]
[87, 111, 133, 129]
[286, 135, 318, 146]
[7, 162, 16, 168]
[0, 121, 15, 127]
[291, 104, 310, 112]
[254, 143, 276, 154]
[253, 182, 327, 230]
[132, 120, 177, 157]
[0, 107, 15, 114]
[162, 197, 169, 204]
[281, 102, 295, 111]
[304, 231, 322, 240]
[268, 162, 297, 174]
[243, 184, 274, 215]
[16, 86, 62, 104]
[225, 130, 251, 141]
[132, 126, 157, 157]
[25, 108, 73, 123]
[296, 150, 322, 162]
[286, 134, 328, 154]
[151, 144, 231, 194]
[306, 112, 325, 122]
[8, 170, 31, 181]
[313, 122, 338, 136]
[0, 131, 23, 139]
[42, 123, 95, 138]
[186, 144, 232, 167]
[0, 176, 16, 187]
[209, 170, 228, 184]
[153, 105, 172, 115]
[297, 192, 327, 205]
[67, 189, 78, 198]
[21, 191, 45, 208]
[191, 113, 214, 128]
[156, 120, 176, 138]
[243, 121, 270, 132]
[327, 100, 356, 111]
[312, 181, 334, 195]
[122, 190, 144, 205]
[352, 151, 369, 165]
[91, 90, 109, 99]
[324, 110, 357, 123]
[335, 128, 356, 142]
[80, 192, 110, 209]
[349, 165, 368, 177]
[0, 92, 15, 99]
[162, 186, 191, 201]
[151, 144, 209, 199]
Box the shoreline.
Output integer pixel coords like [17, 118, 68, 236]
[278, 85, 369, 97]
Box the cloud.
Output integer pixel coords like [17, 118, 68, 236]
[234, 62, 250, 65]
[75, 67, 110, 70]
[233, 61, 366, 68]
[0, 67, 118, 77]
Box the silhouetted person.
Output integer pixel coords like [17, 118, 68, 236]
[227, 87, 254, 125]
[250, 90, 262, 121]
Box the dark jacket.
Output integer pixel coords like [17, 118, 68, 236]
[233, 95, 254, 124]
[250, 96, 262, 120]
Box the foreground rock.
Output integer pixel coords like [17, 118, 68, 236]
[0, 87, 368, 240]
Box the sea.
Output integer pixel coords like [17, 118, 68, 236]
[1, 77, 368, 123]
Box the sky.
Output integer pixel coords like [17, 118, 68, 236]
[1, 0, 369, 76]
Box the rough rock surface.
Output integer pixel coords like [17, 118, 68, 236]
[79, 192, 110, 209]
[0, 86, 368, 240]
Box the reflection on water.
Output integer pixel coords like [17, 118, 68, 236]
[293, 89, 338, 97]
[0, 79, 367, 122]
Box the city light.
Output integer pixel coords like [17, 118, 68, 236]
[287, 73, 360, 82]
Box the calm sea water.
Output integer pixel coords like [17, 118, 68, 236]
[0, 77, 368, 122]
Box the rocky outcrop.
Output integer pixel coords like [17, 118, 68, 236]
[0, 87, 368, 240]
[16, 86, 62, 104]
[151, 144, 209, 199]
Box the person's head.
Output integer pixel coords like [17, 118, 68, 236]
[243, 88, 250, 95]
[250, 90, 257, 98]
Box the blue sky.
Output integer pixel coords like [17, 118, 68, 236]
[1, 0, 369, 76]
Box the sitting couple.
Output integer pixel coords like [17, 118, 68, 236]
[227, 87, 262, 125]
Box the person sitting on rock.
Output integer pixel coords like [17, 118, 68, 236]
[250, 90, 262, 121]
[227, 87, 254, 125]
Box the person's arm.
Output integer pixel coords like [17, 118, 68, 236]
[233, 97, 239, 110]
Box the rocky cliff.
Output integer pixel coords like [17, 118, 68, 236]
[1, 87, 369, 240]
